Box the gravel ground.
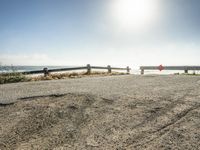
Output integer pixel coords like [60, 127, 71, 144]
[0, 75, 200, 149]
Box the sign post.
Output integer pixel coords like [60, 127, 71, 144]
[158, 65, 164, 71]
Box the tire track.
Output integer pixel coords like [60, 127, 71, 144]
[124, 87, 200, 149]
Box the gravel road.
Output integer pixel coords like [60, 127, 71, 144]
[1, 75, 200, 104]
[0, 75, 200, 149]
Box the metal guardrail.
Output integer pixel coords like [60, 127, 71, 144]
[22, 64, 130, 76]
[140, 65, 200, 74]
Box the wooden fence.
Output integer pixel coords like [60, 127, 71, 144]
[140, 66, 200, 74]
[22, 64, 130, 76]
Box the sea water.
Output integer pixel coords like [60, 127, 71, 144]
[0, 66, 71, 73]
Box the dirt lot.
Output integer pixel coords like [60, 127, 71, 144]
[0, 75, 200, 149]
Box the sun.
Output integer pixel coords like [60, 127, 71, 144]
[110, 0, 159, 32]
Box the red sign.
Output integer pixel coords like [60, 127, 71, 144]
[158, 65, 164, 71]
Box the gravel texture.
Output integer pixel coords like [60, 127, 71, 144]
[0, 75, 200, 149]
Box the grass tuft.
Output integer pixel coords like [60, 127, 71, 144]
[0, 71, 127, 84]
[0, 72, 31, 84]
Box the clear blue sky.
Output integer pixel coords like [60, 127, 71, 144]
[0, 0, 200, 67]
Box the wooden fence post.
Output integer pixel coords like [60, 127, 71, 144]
[141, 69, 144, 75]
[127, 66, 130, 74]
[107, 65, 111, 73]
[184, 70, 188, 74]
[87, 64, 91, 74]
[43, 67, 49, 77]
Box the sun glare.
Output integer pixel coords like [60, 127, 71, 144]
[110, 0, 159, 32]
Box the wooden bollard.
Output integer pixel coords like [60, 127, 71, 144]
[184, 70, 188, 74]
[141, 69, 144, 75]
[43, 67, 49, 77]
[87, 64, 91, 74]
[107, 65, 111, 73]
[127, 66, 130, 74]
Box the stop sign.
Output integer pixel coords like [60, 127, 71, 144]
[158, 65, 164, 71]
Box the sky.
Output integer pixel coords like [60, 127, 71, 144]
[0, 0, 200, 68]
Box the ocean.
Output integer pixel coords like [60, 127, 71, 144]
[0, 66, 71, 73]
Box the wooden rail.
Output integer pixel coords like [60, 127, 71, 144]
[140, 66, 200, 74]
[22, 64, 130, 76]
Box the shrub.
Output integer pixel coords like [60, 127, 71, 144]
[0, 72, 30, 84]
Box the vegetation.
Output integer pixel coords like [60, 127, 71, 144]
[31, 71, 126, 81]
[0, 71, 126, 84]
[0, 72, 31, 84]
[183, 73, 200, 76]
[174, 72, 200, 76]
